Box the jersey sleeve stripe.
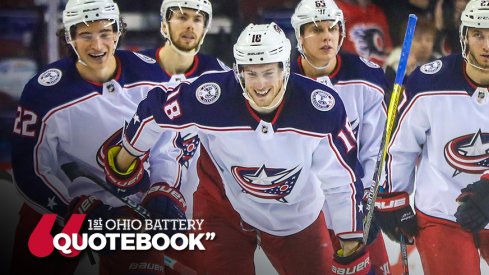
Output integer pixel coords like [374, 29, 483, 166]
[326, 134, 358, 230]
[335, 80, 385, 95]
[125, 116, 157, 155]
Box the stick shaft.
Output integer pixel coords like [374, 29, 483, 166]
[363, 14, 417, 275]
[363, 13, 418, 243]
[61, 162, 196, 274]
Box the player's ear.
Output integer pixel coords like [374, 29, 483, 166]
[161, 21, 168, 37]
[298, 32, 305, 46]
[114, 32, 120, 44]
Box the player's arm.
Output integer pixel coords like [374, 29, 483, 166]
[11, 82, 70, 217]
[114, 145, 136, 171]
[314, 98, 371, 273]
[358, 79, 387, 189]
[148, 131, 188, 188]
[384, 91, 425, 194]
[317, 120, 363, 249]
[104, 87, 171, 182]
[103, 87, 188, 220]
[375, 82, 426, 244]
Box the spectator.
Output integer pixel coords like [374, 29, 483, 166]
[337, 0, 393, 66]
[384, 16, 438, 97]
[434, 0, 470, 56]
[374, 0, 435, 47]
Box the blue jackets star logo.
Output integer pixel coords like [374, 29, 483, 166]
[444, 129, 489, 176]
[231, 165, 302, 203]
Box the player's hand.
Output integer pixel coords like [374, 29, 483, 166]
[455, 179, 489, 231]
[142, 183, 187, 235]
[103, 145, 150, 195]
[332, 242, 372, 275]
[68, 196, 141, 254]
[374, 192, 417, 244]
[68, 195, 111, 232]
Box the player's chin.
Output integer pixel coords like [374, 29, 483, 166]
[476, 60, 489, 70]
[175, 41, 198, 52]
[253, 95, 273, 107]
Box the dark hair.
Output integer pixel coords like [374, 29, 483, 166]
[57, 16, 127, 50]
[406, 16, 436, 38]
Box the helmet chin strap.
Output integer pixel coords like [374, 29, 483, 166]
[70, 42, 88, 67]
[161, 24, 197, 57]
[70, 20, 120, 67]
[234, 64, 289, 114]
[297, 20, 344, 71]
[161, 10, 208, 57]
[71, 34, 120, 67]
[465, 52, 489, 71]
[299, 47, 330, 70]
[242, 87, 286, 114]
[462, 32, 489, 72]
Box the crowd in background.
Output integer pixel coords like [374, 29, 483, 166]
[0, 0, 472, 171]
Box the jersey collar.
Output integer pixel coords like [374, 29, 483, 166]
[245, 92, 286, 127]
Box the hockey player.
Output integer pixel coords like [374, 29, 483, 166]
[290, 0, 391, 273]
[136, 1, 229, 272]
[375, 0, 489, 274]
[10, 0, 184, 274]
[105, 22, 372, 274]
[140, 0, 229, 219]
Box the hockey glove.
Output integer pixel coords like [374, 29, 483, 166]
[103, 145, 150, 196]
[142, 183, 187, 235]
[332, 244, 372, 275]
[68, 196, 142, 254]
[68, 195, 112, 233]
[455, 179, 489, 232]
[374, 192, 417, 244]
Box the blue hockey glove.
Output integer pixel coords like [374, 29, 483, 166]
[142, 183, 187, 235]
[455, 179, 489, 232]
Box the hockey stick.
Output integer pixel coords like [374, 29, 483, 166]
[363, 14, 417, 275]
[60, 162, 197, 275]
[61, 162, 150, 219]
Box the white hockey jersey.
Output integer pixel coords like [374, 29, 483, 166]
[387, 54, 489, 228]
[12, 50, 171, 217]
[292, 53, 388, 188]
[291, 53, 387, 232]
[140, 47, 229, 218]
[122, 70, 365, 237]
